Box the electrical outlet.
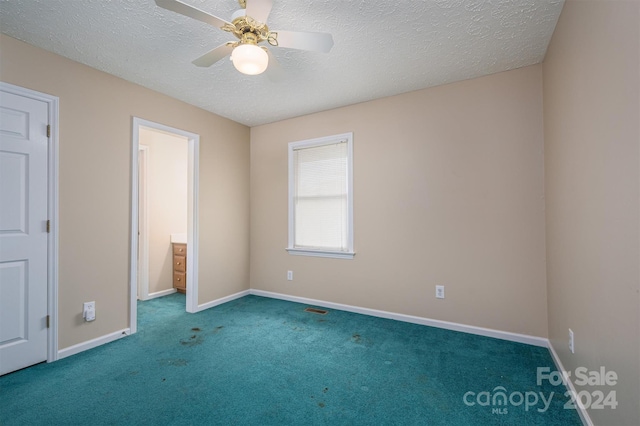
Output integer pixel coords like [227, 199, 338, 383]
[83, 301, 96, 322]
[287, 271, 293, 281]
[435, 285, 445, 299]
[568, 328, 574, 354]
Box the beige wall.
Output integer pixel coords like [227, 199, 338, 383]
[543, 1, 640, 424]
[0, 34, 250, 349]
[251, 65, 548, 338]
[140, 128, 188, 295]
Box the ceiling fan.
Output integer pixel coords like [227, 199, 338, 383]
[155, 0, 334, 77]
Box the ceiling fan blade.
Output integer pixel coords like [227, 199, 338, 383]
[245, 0, 273, 24]
[265, 49, 284, 82]
[155, 0, 231, 29]
[192, 43, 234, 67]
[270, 30, 334, 53]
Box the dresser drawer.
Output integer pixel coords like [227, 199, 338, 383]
[173, 255, 186, 273]
[173, 271, 186, 291]
[173, 243, 186, 256]
[172, 243, 187, 294]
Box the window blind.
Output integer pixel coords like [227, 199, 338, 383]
[293, 141, 348, 251]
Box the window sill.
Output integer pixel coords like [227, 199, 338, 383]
[286, 248, 355, 260]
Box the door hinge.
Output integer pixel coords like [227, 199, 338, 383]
[46, 315, 50, 329]
[47, 124, 51, 138]
[46, 220, 50, 233]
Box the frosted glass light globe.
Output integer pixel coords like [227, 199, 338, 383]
[231, 44, 268, 75]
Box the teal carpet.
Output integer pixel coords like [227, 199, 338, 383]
[1, 294, 581, 425]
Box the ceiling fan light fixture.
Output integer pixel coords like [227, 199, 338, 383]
[231, 43, 268, 75]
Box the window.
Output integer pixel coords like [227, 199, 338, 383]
[287, 132, 354, 259]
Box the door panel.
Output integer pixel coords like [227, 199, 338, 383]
[0, 151, 28, 234]
[0, 90, 49, 375]
[0, 261, 27, 344]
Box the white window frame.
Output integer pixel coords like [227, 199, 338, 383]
[287, 132, 355, 259]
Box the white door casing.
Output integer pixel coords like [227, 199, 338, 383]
[137, 145, 149, 300]
[0, 85, 56, 375]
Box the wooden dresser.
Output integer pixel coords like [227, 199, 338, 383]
[172, 243, 187, 294]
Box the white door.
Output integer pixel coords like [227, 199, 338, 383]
[0, 89, 49, 375]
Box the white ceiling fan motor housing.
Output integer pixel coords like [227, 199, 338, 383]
[231, 9, 246, 21]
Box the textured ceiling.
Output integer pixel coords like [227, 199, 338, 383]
[0, 0, 564, 127]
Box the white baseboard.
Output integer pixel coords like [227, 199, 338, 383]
[195, 289, 250, 312]
[547, 342, 593, 426]
[249, 289, 548, 347]
[56, 290, 249, 360]
[57, 328, 130, 360]
[144, 288, 177, 300]
[54, 291, 553, 378]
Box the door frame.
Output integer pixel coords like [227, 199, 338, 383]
[129, 117, 200, 333]
[137, 145, 149, 300]
[0, 82, 60, 363]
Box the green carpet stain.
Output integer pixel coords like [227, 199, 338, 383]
[180, 334, 203, 347]
[351, 333, 373, 346]
[210, 325, 224, 334]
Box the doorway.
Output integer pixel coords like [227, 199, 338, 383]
[130, 118, 199, 334]
[137, 129, 188, 300]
